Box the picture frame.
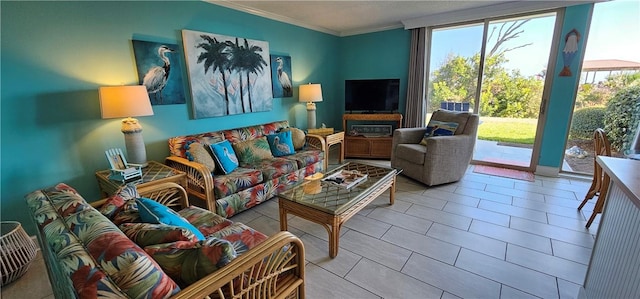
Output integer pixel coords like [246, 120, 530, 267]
[270, 55, 292, 98]
[132, 40, 186, 105]
[181, 29, 273, 119]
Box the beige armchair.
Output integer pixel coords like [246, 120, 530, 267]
[391, 110, 479, 186]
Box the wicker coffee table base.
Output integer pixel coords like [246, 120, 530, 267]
[279, 175, 396, 258]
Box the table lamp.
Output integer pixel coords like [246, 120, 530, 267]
[99, 85, 154, 167]
[299, 83, 323, 130]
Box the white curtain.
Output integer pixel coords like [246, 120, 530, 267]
[404, 27, 426, 128]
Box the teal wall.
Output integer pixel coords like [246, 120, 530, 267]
[538, 3, 594, 168]
[0, 1, 341, 234]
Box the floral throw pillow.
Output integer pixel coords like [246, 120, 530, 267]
[210, 140, 239, 174]
[419, 120, 459, 145]
[99, 184, 140, 220]
[266, 131, 296, 157]
[232, 136, 274, 164]
[119, 223, 200, 247]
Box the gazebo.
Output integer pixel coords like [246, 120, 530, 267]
[581, 59, 640, 83]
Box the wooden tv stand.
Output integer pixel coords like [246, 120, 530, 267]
[343, 113, 403, 159]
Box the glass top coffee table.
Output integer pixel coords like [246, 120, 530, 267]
[278, 162, 399, 258]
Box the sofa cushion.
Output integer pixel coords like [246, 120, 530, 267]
[136, 198, 205, 241]
[396, 144, 426, 165]
[233, 136, 274, 163]
[185, 141, 216, 173]
[213, 167, 264, 199]
[281, 127, 306, 150]
[210, 222, 269, 255]
[420, 120, 459, 145]
[284, 149, 323, 169]
[99, 184, 139, 220]
[266, 131, 296, 157]
[119, 223, 200, 247]
[178, 206, 234, 237]
[145, 237, 237, 286]
[247, 157, 298, 180]
[210, 140, 240, 174]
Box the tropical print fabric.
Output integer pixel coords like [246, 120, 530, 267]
[232, 136, 274, 164]
[99, 184, 140, 219]
[285, 149, 323, 169]
[245, 157, 298, 180]
[210, 222, 268, 255]
[168, 132, 224, 159]
[25, 183, 180, 299]
[144, 237, 237, 287]
[213, 167, 263, 199]
[178, 206, 234, 237]
[120, 223, 199, 248]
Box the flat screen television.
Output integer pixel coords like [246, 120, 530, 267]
[345, 79, 399, 112]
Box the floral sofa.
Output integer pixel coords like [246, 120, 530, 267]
[25, 182, 305, 299]
[166, 120, 325, 218]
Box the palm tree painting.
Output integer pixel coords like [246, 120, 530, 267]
[270, 55, 293, 98]
[132, 40, 186, 105]
[181, 29, 273, 118]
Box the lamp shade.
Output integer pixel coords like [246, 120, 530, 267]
[99, 86, 153, 119]
[299, 84, 323, 103]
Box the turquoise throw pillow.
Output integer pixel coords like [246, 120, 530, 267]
[420, 120, 459, 145]
[210, 140, 239, 174]
[136, 197, 205, 241]
[266, 131, 296, 157]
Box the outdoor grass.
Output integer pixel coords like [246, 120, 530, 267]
[477, 117, 537, 144]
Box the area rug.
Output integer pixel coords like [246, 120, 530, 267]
[473, 165, 535, 182]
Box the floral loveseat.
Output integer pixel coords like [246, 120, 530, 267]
[25, 182, 305, 298]
[166, 120, 325, 217]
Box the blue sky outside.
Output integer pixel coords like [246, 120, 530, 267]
[429, 0, 640, 81]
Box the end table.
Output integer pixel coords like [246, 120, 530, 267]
[95, 160, 186, 197]
[315, 131, 345, 170]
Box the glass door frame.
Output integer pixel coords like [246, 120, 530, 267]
[424, 9, 564, 172]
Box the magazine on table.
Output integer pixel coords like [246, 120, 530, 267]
[322, 170, 368, 189]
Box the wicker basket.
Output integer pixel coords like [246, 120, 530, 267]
[1, 221, 37, 286]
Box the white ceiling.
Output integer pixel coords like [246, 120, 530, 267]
[208, 1, 513, 36]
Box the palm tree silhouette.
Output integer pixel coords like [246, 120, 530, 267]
[196, 35, 231, 115]
[227, 38, 267, 113]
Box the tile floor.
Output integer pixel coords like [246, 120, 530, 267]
[1, 158, 598, 299]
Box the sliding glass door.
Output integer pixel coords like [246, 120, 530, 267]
[426, 12, 558, 171]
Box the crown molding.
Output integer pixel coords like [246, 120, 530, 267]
[207, 0, 341, 36]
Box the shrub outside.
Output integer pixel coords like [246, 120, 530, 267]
[570, 106, 606, 140]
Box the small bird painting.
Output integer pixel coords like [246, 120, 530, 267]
[270, 55, 293, 98]
[143, 45, 175, 103]
[132, 40, 186, 105]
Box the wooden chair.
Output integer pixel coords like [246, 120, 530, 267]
[577, 128, 611, 228]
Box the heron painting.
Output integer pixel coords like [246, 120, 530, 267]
[132, 40, 186, 105]
[270, 55, 292, 98]
[181, 29, 273, 119]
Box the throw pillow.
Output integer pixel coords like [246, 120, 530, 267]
[99, 184, 140, 219]
[136, 197, 205, 241]
[266, 131, 296, 157]
[145, 237, 237, 286]
[210, 140, 239, 174]
[419, 120, 459, 145]
[281, 127, 306, 150]
[184, 141, 216, 173]
[119, 223, 200, 248]
[232, 136, 274, 164]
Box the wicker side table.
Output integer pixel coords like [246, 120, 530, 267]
[1, 221, 37, 286]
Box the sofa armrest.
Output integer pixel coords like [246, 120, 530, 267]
[305, 134, 327, 154]
[393, 128, 427, 145]
[173, 231, 306, 299]
[165, 156, 217, 212]
[422, 134, 474, 155]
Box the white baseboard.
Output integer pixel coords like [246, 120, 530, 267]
[535, 165, 559, 177]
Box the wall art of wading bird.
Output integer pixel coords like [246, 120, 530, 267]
[143, 45, 174, 103]
[276, 57, 292, 96]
